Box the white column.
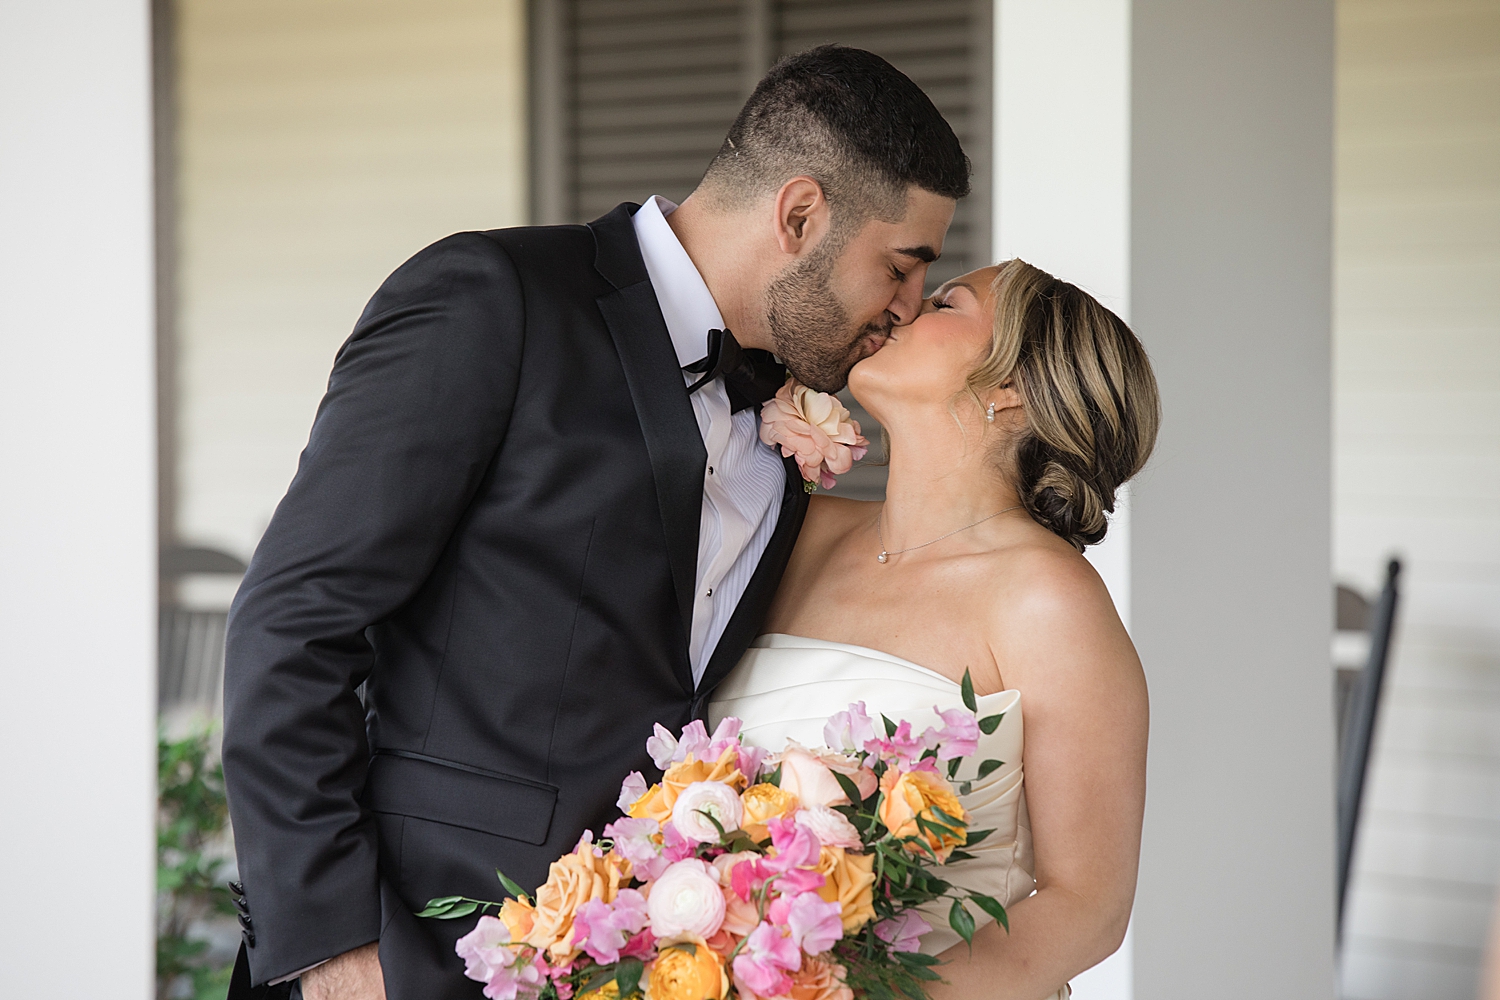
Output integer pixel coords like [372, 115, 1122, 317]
[1129, 1, 1336, 997]
[996, 1, 1336, 996]
[995, 2, 1134, 995]
[0, 3, 157, 998]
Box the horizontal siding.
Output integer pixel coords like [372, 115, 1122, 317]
[1334, 3, 1500, 994]
[175, 0, 528, 560]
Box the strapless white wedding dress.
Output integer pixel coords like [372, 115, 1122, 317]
[709, 634, 1069, 1000]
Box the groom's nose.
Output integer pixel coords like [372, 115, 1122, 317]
[886, 274, 926, 326]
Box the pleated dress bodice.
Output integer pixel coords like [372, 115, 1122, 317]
[708, 635, 1043, 955]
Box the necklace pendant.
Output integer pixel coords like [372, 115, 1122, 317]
[877, 551, 888, 563]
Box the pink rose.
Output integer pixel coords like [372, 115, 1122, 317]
[759, 380, 870, 490]
[647, 859, 727, 941]
[794, 806, 862, 850]
[776, 744, 849, 808]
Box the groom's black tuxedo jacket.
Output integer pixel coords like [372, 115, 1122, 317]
[221, 204, 809, 997]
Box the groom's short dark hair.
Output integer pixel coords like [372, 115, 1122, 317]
[700, 45, 970, 225]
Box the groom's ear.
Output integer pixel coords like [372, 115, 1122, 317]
[772, 176, 831, 257]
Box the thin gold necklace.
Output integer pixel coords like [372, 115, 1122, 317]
[876, 505, 1023, 563]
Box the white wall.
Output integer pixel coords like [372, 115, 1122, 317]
[173, 0, 529, 567]
[1334, 2, 1500, 996]
[0, 3, 157, 998]
[1129, 1, 1337, 996]
[993, 2, 1134, 993]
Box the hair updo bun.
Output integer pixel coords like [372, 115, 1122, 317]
[968, 260, 1160, 551]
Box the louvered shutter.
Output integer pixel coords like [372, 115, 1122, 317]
[529, 0, 991, 498]
[531, 0, 991, 288]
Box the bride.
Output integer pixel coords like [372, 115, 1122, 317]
[711, 260, 1159, 999]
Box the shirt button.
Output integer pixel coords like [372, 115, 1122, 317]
[706, 588, 714, 597]
[707, 466, 715, 476]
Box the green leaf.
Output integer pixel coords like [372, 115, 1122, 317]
[946, 757, 961, 779]
[930, 805, 966, 829]
[960, 669, 977, 713]
[978, 712, 1005, 735]
[883, 714, 898, 738]
[957, 781, 973, 796]
[832, 769, 864, 805]
[964, 827, 995, 847]
[969, 893, 1010, 932]
[977, 759, 1004, 780]
[416, 896, 465, 918]
[665, 942, 697, 956]
[765, 763, 782, 787]
[496, 870, 531, 902]
[948, 898, 976, 947]
[893, 951, 941, 966]
[579, 967, 617, 996]
[615, 957, 645, 998]
[945, 850, 977, 863]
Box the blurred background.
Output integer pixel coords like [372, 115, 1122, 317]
[2, 1, 1497, 998]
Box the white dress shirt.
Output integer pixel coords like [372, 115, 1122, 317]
[632, 196, 787, 686]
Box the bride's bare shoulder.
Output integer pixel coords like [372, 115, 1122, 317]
[787, 494, 875, 563]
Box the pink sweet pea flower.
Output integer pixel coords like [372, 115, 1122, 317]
[455, 919, 546, 1000]
[574, 888, 650, 964]
[617, 771, 649, 812]
[922, 706, 980, 761]
[784, 892, 844, 955]
[869, 719, 926, 770]
[823, 702, 878, 754]
[603, 817, 663, 879]
[732, 921, 803, 996]
[874, 911, 932, 953]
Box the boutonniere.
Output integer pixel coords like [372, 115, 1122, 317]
[759, 379, 870, 492]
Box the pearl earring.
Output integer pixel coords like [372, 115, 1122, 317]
[986, 403, 996, 423]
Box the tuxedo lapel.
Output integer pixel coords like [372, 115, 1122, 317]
[692, 454, 810, 711]
[590, 204, 705, 694]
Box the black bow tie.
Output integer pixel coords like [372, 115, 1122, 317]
[683, 328, 786, 413]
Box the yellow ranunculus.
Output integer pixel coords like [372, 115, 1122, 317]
[629, 749, 746, 824]
[878, 768, 968, 862]
[523, 840, 632, 963]
[649, 941, 729, 1000]
[577, 981, 619, 1000]
[815, 847, 876, 931]
[739, 782, 798, 841]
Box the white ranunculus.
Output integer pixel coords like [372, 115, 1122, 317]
[670, 780, 745, 844]
[646, 859, 726, 942]
[794, 805, 863, 850]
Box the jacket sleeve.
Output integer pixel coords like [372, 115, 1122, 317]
[221, 232, 525, 985]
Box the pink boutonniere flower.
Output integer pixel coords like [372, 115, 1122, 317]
[759, 379, 870, 492]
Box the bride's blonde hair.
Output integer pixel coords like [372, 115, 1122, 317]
[968, 260, 1160, 550]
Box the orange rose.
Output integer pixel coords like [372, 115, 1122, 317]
[629, 748, 746, 824]
[878, 768, 968, 862]
[788, 956, 853, 1000]
[815, 847, 876, 932]
[649, 941, 729, 1000]
[523, 840, 632, 962]
[499, 896, 535, 941]
[739, 783, 798, 841]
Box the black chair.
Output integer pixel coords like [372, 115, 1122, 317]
[159, 545, 247, 712]
[1336, 558, 1402, 937]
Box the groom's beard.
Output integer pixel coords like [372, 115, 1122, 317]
[766, 246, 889, 395]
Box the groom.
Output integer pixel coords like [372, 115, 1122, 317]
[222, 44, 967, 1000]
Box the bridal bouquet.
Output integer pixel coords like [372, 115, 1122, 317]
[421, 679, 1008, 1000]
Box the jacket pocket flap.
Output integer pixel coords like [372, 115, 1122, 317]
[366, 750, 558, 845]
